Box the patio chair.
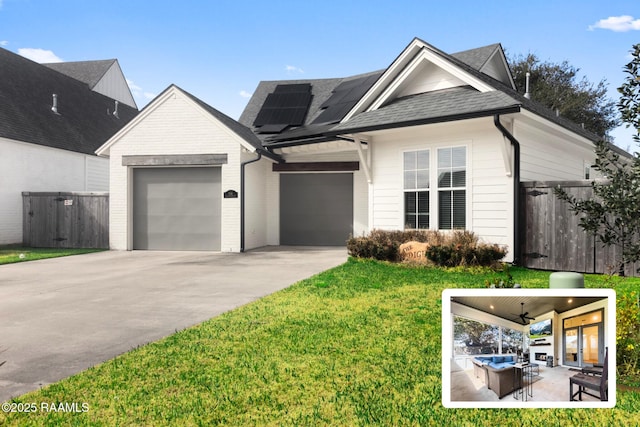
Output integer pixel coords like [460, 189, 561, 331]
[569, 347, 608, 401]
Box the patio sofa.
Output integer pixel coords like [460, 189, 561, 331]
[472, 355, 518, 398]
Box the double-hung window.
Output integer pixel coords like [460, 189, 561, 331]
[437, 146, 466, 230]
[403, 150, 429, 229]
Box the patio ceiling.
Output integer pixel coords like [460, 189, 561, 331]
[451, 296, 605, 325]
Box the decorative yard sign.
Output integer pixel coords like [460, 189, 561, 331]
[399, 241, 430, 263]
[224, 190, 238, 199]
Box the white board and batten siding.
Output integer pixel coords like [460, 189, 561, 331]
[0, 137, 108, 245]
[106, 90, 243, 251]
[368, 118, 515, 260]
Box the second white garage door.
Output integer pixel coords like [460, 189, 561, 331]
[133, 167, 221, 250]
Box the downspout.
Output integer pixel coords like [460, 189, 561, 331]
[240, 150, 262, 253]
[494, 115, 521, 265]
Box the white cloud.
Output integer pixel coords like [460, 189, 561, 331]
[126, 79, 142, 92]
[18, 47, 63, 63]
[589, 15, 640, 32]
[126, 78, 156, 106]
[239, 90, 252, 98]
[0, 41, 8, 46]
[285, 64, 304, 74]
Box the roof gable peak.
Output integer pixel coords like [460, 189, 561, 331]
[343, 39, 497, 121]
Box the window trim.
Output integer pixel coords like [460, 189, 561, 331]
[400, 143, 470, 231]
[402, 149, 430, 229]
[437, 146, 467, 230]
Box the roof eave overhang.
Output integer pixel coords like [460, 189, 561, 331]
[264, 135, 340, 149]
[261, 106, 521, 149]
[518, 108, 600, 145]
[258, 148, 285, 163]
[332, 105, 522, 137]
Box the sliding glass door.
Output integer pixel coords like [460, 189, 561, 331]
[563, 310, 604, 367]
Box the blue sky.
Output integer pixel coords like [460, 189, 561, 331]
[1, 0, 639, 147]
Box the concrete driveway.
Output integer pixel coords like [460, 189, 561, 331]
[0, 246, 347, 402]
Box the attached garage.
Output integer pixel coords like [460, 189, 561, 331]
[132, 167, 221, 250]
[280, 173, 353, 246]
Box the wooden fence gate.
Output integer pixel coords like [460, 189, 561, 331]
[22, 192, 109, 249]
[520, 181, 639, 276]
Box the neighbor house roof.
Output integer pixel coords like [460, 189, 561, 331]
[44, 59, 117, 89]
[239, 38, 603, 149]
[0, 47, 138, 155]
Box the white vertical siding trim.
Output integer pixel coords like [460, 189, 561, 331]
[265, 170, 280, 245]
[243, 153, 270, 250]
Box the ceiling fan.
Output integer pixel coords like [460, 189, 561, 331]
[511, 302, 536, 325]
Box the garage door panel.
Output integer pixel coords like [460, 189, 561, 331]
[280, 173, 353, 246]
[133, 167, 221, 250]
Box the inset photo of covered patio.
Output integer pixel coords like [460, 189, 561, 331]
[441, 288, 616, 408]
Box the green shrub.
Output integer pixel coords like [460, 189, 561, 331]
[347, 229, 507, 267]
[617, 290, 640, 385]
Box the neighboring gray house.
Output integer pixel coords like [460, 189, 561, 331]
[99, 37, 605, 261]
[0, 47, 137, 245]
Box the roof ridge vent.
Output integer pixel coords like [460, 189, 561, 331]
[51, 93, 60, 115]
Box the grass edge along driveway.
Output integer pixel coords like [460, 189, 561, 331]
[0, 247, 104, 265]
[1, 259, 639, 426]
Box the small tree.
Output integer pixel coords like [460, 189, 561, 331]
[509, 53, 619, 137]
[554, 44, 640, 275]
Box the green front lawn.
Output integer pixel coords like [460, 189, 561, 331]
[0, 247, 104, 265]
[1, 259, 638, 426]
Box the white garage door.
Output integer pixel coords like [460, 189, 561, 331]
[280, 173, 353, 246]
[133, 167, 221, 250]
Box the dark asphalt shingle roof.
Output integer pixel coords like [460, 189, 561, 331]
[331, 86, 521, 134]
[0, 47, 138, 155]
[44, 59, 116, 89]
[451, 44, 502, 72]
[239, 38, 603, 148]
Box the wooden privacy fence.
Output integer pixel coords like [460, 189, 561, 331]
[22, 192, 109, 249]
[520, 181, 639, 276]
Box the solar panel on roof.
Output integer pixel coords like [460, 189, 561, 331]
[312, 73, 380, 125]
[256, 124, 289, 134]
[253, 84, 312, 128]
[274, 83, 311, 93]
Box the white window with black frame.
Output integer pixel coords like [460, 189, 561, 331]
[403, 149, 430, 229]
[437, 146, 466, 230]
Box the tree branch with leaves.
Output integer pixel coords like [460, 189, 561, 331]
[554, 44, 640, 275]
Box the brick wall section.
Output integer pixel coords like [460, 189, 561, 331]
[107, 90, 243, 251]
